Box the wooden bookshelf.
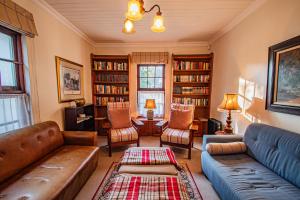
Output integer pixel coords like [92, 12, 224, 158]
[172, 53, 214, 136]
[91, 54, 130, 135]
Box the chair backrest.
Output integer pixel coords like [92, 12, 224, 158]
[170, 103, 195, 120]
[107, 101, 130, 111]
[107, 102, 132, 129]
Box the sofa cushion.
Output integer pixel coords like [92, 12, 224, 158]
[244, 123, 300, 188]
[111, 127, 138, 143]
[161, 128, 190, 145]
[0, 145, 99, 200]
[206, 142, 247, 155]
[0, 121, 64, 184]
[169, 109, 193, 130]
[201, 151, 300, 200]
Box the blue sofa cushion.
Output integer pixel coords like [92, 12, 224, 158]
[244, 123, 300, 188]
[201, 151, 300, 200]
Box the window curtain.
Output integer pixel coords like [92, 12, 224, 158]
[0, 0, 38, 38]
[132, 52, 168, 118]
[0, 94, 31, 134]
[132, 52, 169, 64]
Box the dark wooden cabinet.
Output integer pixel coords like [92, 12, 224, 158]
[64, 104, 95, 131]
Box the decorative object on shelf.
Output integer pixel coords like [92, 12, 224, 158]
[145, 99, 156, 120]
[123, 0, 165, 34]
[218, 93, 241, 134]
[75, 99, 85, 107]
[56, 56, 84, 102]
[266, 35, 300, 116]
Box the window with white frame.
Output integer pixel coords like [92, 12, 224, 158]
[0, 26, 31, 134]
[137, 64, 165, 118]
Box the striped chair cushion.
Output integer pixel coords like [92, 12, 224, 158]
[111, 127, 138, 143]
[206, 142, 247, 155]
[161, 128, 190, 145]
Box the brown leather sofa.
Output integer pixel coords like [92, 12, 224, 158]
[0, 121, 99, 200]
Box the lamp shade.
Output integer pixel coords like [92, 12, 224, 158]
[125, 0, 143, 21]
[144, 99, 156, 109]
[218, 93, 241, 111]
[151, 13, 166, 33]
[122, 19, 135, 34]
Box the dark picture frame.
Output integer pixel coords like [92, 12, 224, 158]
[266, 35, 300, 115]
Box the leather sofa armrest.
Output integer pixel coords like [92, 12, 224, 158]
[62, 131, 97, 146]
[202, 135, 243, 151]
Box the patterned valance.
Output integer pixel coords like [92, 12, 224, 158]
[132, 52, 169, 64]
[0, 0, 38, 37]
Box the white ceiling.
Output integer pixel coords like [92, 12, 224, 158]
[44, 0, 255, 43]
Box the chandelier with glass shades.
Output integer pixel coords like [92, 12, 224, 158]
[123, 0, 166, 34]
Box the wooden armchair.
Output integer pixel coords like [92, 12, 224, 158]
[107, 102, 144, 157]
[156, 104, 195, 159]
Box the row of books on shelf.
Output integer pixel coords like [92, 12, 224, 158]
[96, 97, 129, 106]
[95, 85, 129, 94]
[94, 61, 128, 71]
[174, 61, 210, 71]
[95, 74, 128, 83]
[173, 86, 209, 95]
[174, 75, 210, 83]
[173, 98, 209, 107]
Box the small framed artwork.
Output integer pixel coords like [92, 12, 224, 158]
[55, 56, 84, 103]
[266, 35, 300, 115]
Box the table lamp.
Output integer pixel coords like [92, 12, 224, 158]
[144, 99, 156, 120]
[218, 93, 241, 134]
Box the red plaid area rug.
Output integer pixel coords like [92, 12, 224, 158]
[92, 162, 203, 200]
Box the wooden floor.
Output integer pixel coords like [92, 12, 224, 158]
[75, 136, 220, 200]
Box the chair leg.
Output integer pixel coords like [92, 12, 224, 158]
[137, 138, 140, 147]
[188, 147, 191, 159]
[109, 144, 112, 157]
[160, 139, 162, 147]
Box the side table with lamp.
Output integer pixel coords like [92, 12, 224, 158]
[217, 93, 241, 134]
[136, 99, 162, 136]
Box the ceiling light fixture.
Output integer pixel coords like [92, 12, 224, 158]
[123, 0, 166, 33]
[122, 18, 136, 34]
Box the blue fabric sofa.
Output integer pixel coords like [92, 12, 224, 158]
[201, 123, 300, 200]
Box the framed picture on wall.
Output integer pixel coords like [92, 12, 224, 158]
[266, 35, 300, 115]
[55, 56, 84, 103]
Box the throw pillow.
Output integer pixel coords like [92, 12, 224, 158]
[169, 108, 193, 130]
[108, 108, 131, 129]
[206, 142, 247, 155]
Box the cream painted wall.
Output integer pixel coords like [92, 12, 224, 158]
[211, 0, 300, 134]
[14, 0, 94, 129]
[94, 44, 211, 119]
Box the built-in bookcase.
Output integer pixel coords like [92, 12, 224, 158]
[172, 53, 214, 136]
[91, 54, 130, 135]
